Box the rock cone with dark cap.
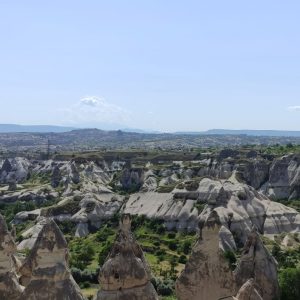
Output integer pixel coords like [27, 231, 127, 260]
[95, 214, 159, 300]
[175, 210, 235, 300]
[19, 218, 85, 300]
[0, 213, 23, 300]
[234, 228, 280, 300]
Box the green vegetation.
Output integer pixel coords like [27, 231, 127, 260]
[223, 250, 237, 270]
[24, 172, 52, 186]
[54, 215, 197, 299]
[274, 198, 300, 213]
[261, 143, 300, 156]
[157, 184, 176, 193]
[0, 200, 57, 224]
[267, 239, 300, 300]
[279, 268, 300, 300]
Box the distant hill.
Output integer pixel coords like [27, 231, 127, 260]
[204, 129, 300, 137]
[0, 124, 76, 133]
[1, 124, 300, 137]
[175, 129, 300, 137]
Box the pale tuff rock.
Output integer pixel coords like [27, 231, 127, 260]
[124, 178, 300, 239]
[17, 216, 47, 251]
[219, 225, 237, 252]
[234, 228, 280, 300]
[0, 213, 23, 300]
[234, 279, 263, 300]
[19, 219, 85, 300]
[95, 214, 159, 300]
[0, 157, 30, 184]
[72, 193, 123, 237]
[175, 211, 235, 300]
[51, 165, 62, 188]
[261, 154, 300, 200]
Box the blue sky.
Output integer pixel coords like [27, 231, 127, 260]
[0, 0, 300, 132]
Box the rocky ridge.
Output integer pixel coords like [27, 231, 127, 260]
[95, 214, 159, 300]
[234, 228, 280, 300]
[18, 218, 85, 300]
[0, 213, 23, 300]
[175, 211, 235, 300]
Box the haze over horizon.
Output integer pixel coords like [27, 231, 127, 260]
[1, 1, 300, 132]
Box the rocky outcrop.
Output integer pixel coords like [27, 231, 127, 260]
[95, 214, 159, 300]
[0, 187, 58, 205]
[261, 154, 300, 200]
[120, 167, 144, 191]
[0, 213, 23, 300]
[234, 228, 280, 300]
[19, 219, 85, 300]
[70, 162, 80, 184]
[236, 159, 270, 189]
[124, 177, 300, 240]
[0, 157, 29, 184]
[51, 165, 62, 188]
[72, 193, 123, 237]
[219, 225, 237, 252]
[175, 211, 235, 300]
[234, 279, 263, 300]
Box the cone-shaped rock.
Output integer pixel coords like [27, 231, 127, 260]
[234, 228, 279, 300]
[234, 279, 263, 300]
[175, 210, 235, 300]
[0, 213, 23, 300]
[19, 219, 85, 300]
[95, 214, 159, 300]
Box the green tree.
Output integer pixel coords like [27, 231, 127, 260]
[279, 268, 300, 300]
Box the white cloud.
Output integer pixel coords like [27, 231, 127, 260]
[60, 96, 131, 125]
[80, 96, 101, 107]
[287, 106, 300, 112]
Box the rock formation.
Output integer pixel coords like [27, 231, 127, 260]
[234, 228, 280, 300]
[51, 165, 62, 188]
[125, 177, 300, 239]
[0, 213, 23, 300]
[234, 279, 263, 300]
[19, 218, 85, 300]
[175, 211, 235, 300]
[261, 154, 300, 200]
[95, 214, 159, 300]
[0, 157, 29, 184]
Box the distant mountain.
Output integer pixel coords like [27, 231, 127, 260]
[174, 129, 300, 137]
[204, 129, 300, 137]
[0, 124, 76, 133]
[1, 124, 300, 137]
[121, 128, 161, 134]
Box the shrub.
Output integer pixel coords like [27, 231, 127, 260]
[156, 279, 174, 296]
[178, 255, 187, 264]
[279, 268, 300, 300]
[168, 241, 177, 251]
[167, 232, 176, 239]
[71, 268, 99, 284]
[182, 240, 192, 255]
[98, 241, 113, 266]
[79, 281, 91, 289]
[223, 250, 237, 270]
[70, 239, 95, 270]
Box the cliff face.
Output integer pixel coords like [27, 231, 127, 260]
[0, 213, 23, 300]
[124, 177, 300, 239]
[95, 214, 159, 300]
[234, 279, 263, 300]
[234, 228, 280, 300]
[261, 154, 300, 200]
[175, 211, 235, 300]
[19, 219, 85, 300]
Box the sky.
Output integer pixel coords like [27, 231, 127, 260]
[0, 0, 300, 132]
